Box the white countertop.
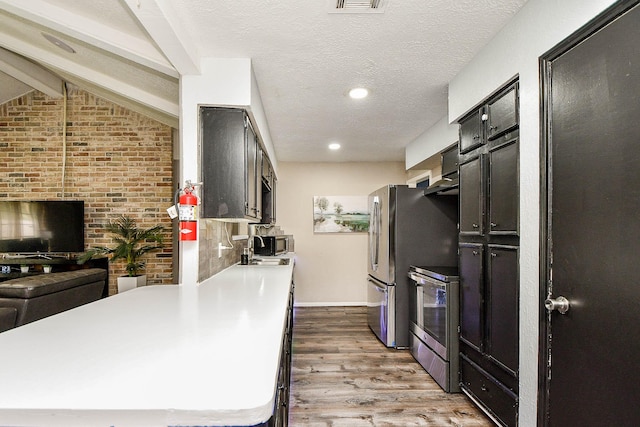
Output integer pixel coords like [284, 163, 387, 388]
[0, 255, 294, 427]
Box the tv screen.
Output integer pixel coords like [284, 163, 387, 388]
[0, 201, 85, 254]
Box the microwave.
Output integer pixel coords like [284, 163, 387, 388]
[253, 235, 293, 256]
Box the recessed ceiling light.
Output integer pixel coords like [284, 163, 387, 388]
[42, 33, 76, 54]
[329, 143, 341, 150]
[348, 87, 369, 99]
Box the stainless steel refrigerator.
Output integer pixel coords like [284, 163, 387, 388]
[367, 184, 458, 348]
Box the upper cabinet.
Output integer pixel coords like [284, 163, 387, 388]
[201, 107, 276, 222]
[261, 155, 277, 224]
[441, 143, 460, 177]
[459, 108, 484, 154]
[486, 85, 518, 141]
[459, 83, 519, 154]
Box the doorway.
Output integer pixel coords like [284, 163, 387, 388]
[540, 1, 640, 425]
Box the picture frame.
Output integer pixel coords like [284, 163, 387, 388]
[313, 196, 369, 233]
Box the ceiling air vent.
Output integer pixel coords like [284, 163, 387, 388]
[330, 0, 387, 13]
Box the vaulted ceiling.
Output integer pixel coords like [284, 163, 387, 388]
[0, 0, 528, 162]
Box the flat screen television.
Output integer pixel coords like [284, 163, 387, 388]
[0, 200, 85, 254]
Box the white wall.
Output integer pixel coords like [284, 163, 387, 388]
[446, 0, 616, 425]
[405, 114, 459, 170]
[276, 162, 406, 305]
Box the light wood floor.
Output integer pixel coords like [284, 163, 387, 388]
[289, 306, 493, 427]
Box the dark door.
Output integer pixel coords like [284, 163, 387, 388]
[541, 2, 640, 425]
[459, 243, 484, 352]
[488, 139, 518, 236]
[459, 156, 483, 235]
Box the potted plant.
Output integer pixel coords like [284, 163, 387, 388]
[42, 264, 52, 273]
[20, 264, 29, 273]
[78, 215, 164, 293]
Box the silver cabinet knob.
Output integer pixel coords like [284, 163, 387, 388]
[545, 296, 570, 314]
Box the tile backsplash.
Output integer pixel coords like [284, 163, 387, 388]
[198, 219, 245, 282]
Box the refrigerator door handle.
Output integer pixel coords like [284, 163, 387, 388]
[369, 196, 380, 270]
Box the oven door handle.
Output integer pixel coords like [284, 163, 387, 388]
[408, 272, 428, 286]
[409, 272, 448, 290]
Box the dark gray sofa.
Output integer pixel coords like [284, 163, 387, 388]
[0, 268, 107, 333]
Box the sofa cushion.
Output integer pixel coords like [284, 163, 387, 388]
[0, 269, 107, 299]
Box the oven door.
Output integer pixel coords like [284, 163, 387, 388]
[410, 272, 448, 359]
[367, 275, 395, 347]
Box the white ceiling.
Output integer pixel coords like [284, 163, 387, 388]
[0, 0, 528, 163]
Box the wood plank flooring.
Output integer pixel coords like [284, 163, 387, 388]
[289, 306, 493, 426]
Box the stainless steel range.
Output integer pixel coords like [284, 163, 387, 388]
[408, 265, 460, 392]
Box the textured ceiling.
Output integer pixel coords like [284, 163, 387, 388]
[0, 0, 528, 163]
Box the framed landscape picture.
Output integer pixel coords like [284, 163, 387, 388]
[313, 196, 369, 233]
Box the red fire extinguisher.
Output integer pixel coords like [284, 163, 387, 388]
[178, 182, 198, 241]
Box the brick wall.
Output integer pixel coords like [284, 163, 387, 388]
[0, 88, 174, 294]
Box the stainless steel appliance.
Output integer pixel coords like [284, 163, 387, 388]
[408, 265, 460, 392]
[253, 235, 293, 256]
[367, 185, 458, 348]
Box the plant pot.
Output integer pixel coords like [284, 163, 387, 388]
[43, 266, 52, 273]
[20, 266, 29, 273]
[117, 275, 147, 293]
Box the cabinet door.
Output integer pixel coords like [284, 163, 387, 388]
[487, 245, 519, 376]
[201, 107, 247, 219]
[459, 156, 483, 235]
[459, 109, 484, 154]
[441, 144, 459, 177]
[487, 85, 518, 140]
[244, 117, 260, 220]
[488, 139, 518, 235]
[459, 243, 484, 351]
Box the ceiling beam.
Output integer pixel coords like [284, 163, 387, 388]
[122, 0, 200, 76]
[0, 0, 179, 78]
[0, 47, 63, 98]
[0, 32, 178, 118]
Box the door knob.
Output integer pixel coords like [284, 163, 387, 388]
[545, 296, 570, 314]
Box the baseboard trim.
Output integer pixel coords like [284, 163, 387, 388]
[293, 301, 366, 307]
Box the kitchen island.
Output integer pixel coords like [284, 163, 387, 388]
[0, 255, 295, 427]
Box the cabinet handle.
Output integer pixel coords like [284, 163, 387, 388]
[490, 222, 497, 227]
[472, 250, 479, 256]
[481, 385, 488, 392]
[491, 252, 497, 257]
[472, 223, 479, 229]
[490, 125, 499, 131]
[473, 134, 480, 140]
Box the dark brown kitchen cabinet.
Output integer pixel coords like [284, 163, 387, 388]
[441, 143, 459, 177]
[487, 85, 518, 140]
[261, 155, 277, 224]
[459, 108, 484, 154]
[459, 243, 484, 352]
[459, 156, 483, 235]
[487, 245, 519, 376]
[247, 122, 262, 220]
[460, 355, 518, 427]
[488, 138, 519, 235]
[201, 107, 274, 221]
[457, 79, 519, 427]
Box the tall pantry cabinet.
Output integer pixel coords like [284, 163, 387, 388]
[457, 80, 520, 427]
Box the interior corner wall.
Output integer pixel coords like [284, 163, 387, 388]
[276, 161, 406, 305]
